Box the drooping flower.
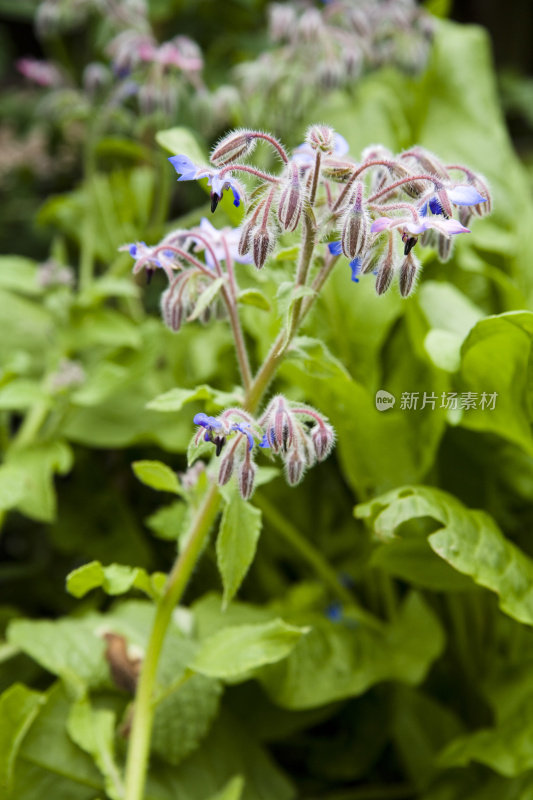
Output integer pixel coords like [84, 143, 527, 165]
[120, 241, 176, 281]
[168, 155, 243, 211]
[186, 218, 253, 267]
[328, 242, 362, 282]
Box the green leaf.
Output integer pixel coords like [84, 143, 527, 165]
[259, 593, 444, 709]
[132, 460, 183, 495]
[147, 384, 242, 413]
[156, 126, 207, 164]
[204, 775, 245, 800]
[0, 380, 47, 411]
[6, 441, 73, 522]
[7, 618, 107, 692]
[66, 561, 164, 601]
[236, 289, 271, 311]
[0, 465, 27, 512]
[67, 699, 123, 800]
[0, 256, 41, 296]
[190, 619, 308, 680]
[357, 486, 533, 626]
[457, 312, 533, 454]
[146, 501, 188, 541]
[438, 695, 533, 777]
[0, 684, 45, 791]
[188, 277, 226, 322]
[217, 492, 262, 609]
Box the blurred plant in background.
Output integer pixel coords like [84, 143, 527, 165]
[2, 1, 533, 800]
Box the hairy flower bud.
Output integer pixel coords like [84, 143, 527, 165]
[218, 452, 235, 486]
[437, 234, 452, 262]
[298, 8, 323, 41]
[306, 124, 335, 155]
[340, 182, 370, 259]
[398, 252, 419, 297]
[252, 227, 274, 270]
[277, 163, 303, 232]
[269, 3, 297, 41]
[238, 458, 256, 500]
[375, 251, 395, 295]
[286, 452, 306, 486]
[390, 162, 426, 198]
[312, 423, 335, 461]
[211, 130, 256, 167]
[161, 275, 189, 332]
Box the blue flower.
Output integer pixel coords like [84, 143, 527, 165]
[447, 185, 486, 205]
[168, 155, 242, 211]
[193, 412, 222, 431]
[328, 241, 343, 256]
[230, 422, 255, 451]
[325, 602, 343, 623]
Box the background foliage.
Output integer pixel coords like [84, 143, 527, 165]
[2, 1, 533, 799]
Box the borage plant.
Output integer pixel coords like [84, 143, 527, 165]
[121, 124, 490, 800]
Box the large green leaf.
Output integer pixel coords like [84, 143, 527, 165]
[357, 486, 533, 626]
[66, 561, 165, 601]
[217, 492, 262, 609]
[67, 699, 123, 800]
[190, 619, 309, 680]
[0, 684, 46, 792]
[258, 592, 444, 709]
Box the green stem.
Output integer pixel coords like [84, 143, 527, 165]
[12, 400, 50, 449]
[123, 483, 221, 800]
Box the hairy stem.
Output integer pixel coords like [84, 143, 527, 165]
[123, 483, 221, 800]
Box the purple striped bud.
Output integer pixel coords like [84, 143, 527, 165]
[398, 252, 419, 297]
[306, 124, 335, 155]
[286, 452, 306, 486]
[437, 234, 452, 263]
[375, 251, 395, 295]
[238, 218, 255, 257]
[252, 227, 274, 270]
[390, 163, 426, 198]
[160, 274, 189, 332]
[277, 163, 303, 232]
[218, 452, 235, 486]
[340, 182, 370, 259]
[469, 174, 492, 218]
[361, 246, 382, 275]
[211, 130, 256, 167]
[312, 423, 335, 461]
[238, 458, 256, 500]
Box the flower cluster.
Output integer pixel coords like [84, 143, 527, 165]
[122, 218, 251, 334]
[167, 124, 491, 296]
[234, 0, 434, 132]
[192, 397, 335, 499]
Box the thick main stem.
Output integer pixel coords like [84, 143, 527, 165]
[124, 200, 321, 799]
[124, 483, 221, 800]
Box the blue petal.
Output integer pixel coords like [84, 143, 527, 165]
[259, 434, 270, 449]
[448, 185, 486, 206]
[193, 412, 210, 427]
[129, 244, 138, 257]
[429, 196, 443, 215]
[231, 186, 240, 207]
[419, 201, 428, 217]
[349, 257, 362, 283]
[168, 155, 197, 180]
[328, 241, 342, 255]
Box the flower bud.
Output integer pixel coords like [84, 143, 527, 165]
[360, 246, 382, 275]
[238, 458, 256, 500]
[211, 130, 256, 167]
[161, 277, 188, 332]
[238, 219, 255, 257]
[298, 8, 323, 41]
[312, 423, 335, 462]
[340, 182, 370, 259]
[469, 174, 492, 218]
[218, 452, 235, 486]
[306, 125, 335, 155]
[437, 234, 452, 263]
[286, 452, 306, 486]
[269, 3, 297, 41]
[375, 252, 395, 295]
[398, 252, 419, 297]
[252, 227, 274, 270]
[277, 163, 303, 232]
[390, 163, 426, 198]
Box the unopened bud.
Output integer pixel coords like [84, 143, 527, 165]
[238, 219, 255, 257]
[469, 174, 492, 218]
[286, 452, 306, 486]
[161, 280, 186, 332]
[400, 147, 448, 180]
[238, 458, 256, 500]
[278, 163, 303, 232]
[218, 452, 235, 486]
[437, 234, 452, 262]
[298, 8, 323, 41]
[269, 3, 297, 41]
[434, 188, 453, 219]
[375, 252, 395, 295]
[312, 423, 335, 461]
[341, 183, 370, 259]
[360, 246, 382, 275]
[398, 253, 419, 297]
[211, 129, 256, 167]
[252, 227, 274, 270]
[306, 124, 335, 155]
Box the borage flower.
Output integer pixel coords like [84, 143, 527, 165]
[168, 155, 243, 212]
[120, 241, 177, 282]
[187, 218, 253, 268]
[328, 241, 362, 282]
